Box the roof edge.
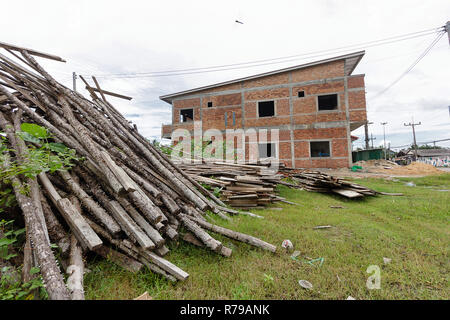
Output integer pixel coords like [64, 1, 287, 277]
[160, 50, 365, 103]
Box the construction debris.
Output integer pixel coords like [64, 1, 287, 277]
[279, 169, 379, 199]
[133, 291, 153, 300]
[313, 225, 332, 230]
[178, 161, 390, 204]
[281, 239, 293, 251]
[0, 42, 277, 300]
[178, 162, 286, 209]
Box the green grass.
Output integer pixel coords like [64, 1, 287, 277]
[84, 174, 450, 300]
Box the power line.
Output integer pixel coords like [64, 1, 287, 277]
[82, 26, 444, 79]
[391, 138, 450, 149]
[419, 138, 450, 144]
[371, 30, 446, 99]
[89, 30, 442, 79]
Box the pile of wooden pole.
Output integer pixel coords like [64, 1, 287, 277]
[277, 169, 378, 198]
[0, 42, 276, 300]
[178, 162, 290, 209]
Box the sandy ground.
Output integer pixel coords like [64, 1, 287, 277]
[318, 161, 449, 180]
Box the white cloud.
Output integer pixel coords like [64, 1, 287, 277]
[1, 0, 449, 144]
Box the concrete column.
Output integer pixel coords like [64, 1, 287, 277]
[288, 72, 295, 168]
[344, 76, 353, 167]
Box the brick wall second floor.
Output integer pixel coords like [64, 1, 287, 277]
[168, 61, 367, 133]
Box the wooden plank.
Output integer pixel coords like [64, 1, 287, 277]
[78, 75, 99, 100]
[213, 162, 267, 170]
[100, 151, 136, 192]
[187, 215, 276, 252]
[56, 198, 102, 250]
[87, 87, 133, 100]
[178, 214, 223, 253]
[0, 41, 66, 62]
[108, 200, 155, 249]
[332, 189, 363, 198]
[182, 232, 204, 247]
[378, 192, 404, 196]
[91, 76, 107, 102]
[94, 245, 143, 273]
[137, 257, 177, 282]
[118, 197, 165, 248]
[155, 245, 170, 257]
[38, 173, 102, 250]
[228, 194, 258, 199]
[139, 250, 189, 281]
[85, 159, 123, 194]
[0, 73, 48, 112]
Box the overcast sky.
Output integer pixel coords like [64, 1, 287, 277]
[1, 0, 449, 149]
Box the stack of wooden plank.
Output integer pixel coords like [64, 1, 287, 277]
[0, 42, 277, 300]
[179, 162, 287, 209]
[278, 169, 378, 198]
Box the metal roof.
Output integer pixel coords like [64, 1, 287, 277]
[415, 149, 450, 157]
[160, 50, 365, 103]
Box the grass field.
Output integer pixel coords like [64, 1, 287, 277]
[84, 174, 450, 300]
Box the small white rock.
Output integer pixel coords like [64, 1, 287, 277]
[281, 239, 293, 250]
[346, 296, 356, 300]
[383, 257, 392, 265]
[298, 280, 313, 290]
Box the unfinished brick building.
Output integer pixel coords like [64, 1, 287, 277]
[160, 51, 367, 168]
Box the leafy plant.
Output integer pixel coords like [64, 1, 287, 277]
[0, 220, 47, 300]
[0, 266, 46, 300]
[0, 219, 25, 261]
[150, 139, 172, 156]
[213, 187, 221, 198]
[263, 273, 274, 283]
[14, 123, 81, 177]
[0, 123, 79, 300]
[0, 123, 81, 192]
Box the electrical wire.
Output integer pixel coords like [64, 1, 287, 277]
[82, 26, 444, 79]
[370, 30, 446, 99]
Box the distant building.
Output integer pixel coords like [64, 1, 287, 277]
[411, 149, 450, 167]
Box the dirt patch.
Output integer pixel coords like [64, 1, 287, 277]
[354, 159, 399, 169]
[371, 162, 444, 176]
[319, 161, 447, 179]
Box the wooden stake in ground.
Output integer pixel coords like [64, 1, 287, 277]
[66, 234, 85, 300]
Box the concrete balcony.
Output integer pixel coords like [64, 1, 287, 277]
[161, 123, 173, 139]
[161, 121, 196, 139]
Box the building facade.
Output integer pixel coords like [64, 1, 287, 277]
[161, 51, 367, 168]
[412, 149, 450, 167]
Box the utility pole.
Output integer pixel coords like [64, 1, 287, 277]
[388, 142, 391, 160]
[369, 133, 376, 149]
[364, 121, 373, 149]
[381, 122, 388, 159]
[72, 72, 77, 91]
[404, 121, 421, 161]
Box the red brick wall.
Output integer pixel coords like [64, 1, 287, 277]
[202, 93, 241, 108]
[291, 60, 345, 82]
[244, 88, 290, 101]
[348, 75, 365, 88]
